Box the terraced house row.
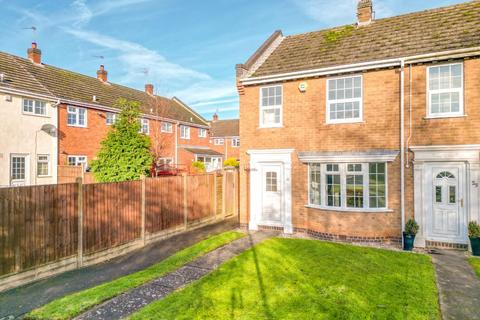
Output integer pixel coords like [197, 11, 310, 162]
[0, 43, 239, 187]
[237, 0, 480, 248]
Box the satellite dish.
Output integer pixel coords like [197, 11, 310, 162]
[40, 124, 57, 136]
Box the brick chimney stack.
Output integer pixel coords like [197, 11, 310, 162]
[27, 42, 42, 64]
[357, 0, 373, 26]
[97, 65, 108, 82]
[213, 113, 219, 122]
[145, 84, 154, 95]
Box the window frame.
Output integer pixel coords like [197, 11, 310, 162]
[67, 106, 87, 128]
[232, 137, 240, 147]
[426, 62, 464, 119]
[180, 125, 190, 139]
[161, 122, 173, 133]
[307, 162, 389, 212]
[259, 85, 283, 128]
[326, 75, 363, 124]
[139, 119, 150, 135]
[198, 128, 207, 138]
[213, 138, 224, 145]
[106, 112, 117, 125]
[22, 99, 48, 117]
[37, 154, 50, 177]
[67, 155, 88, 169]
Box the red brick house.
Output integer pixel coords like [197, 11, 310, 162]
[2, 44, 224, 174]
[209, 113, 240, 161]
[236, 0, 480, 248]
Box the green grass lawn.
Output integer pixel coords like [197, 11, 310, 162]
[469, 257, 480, 278]
[26, 231, 244, 320]
[130, 238, 440, 320]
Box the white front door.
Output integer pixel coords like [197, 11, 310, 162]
[426, 164, 467, 244]
[260, 164, 283, 225]
[10, 154, 29, 186]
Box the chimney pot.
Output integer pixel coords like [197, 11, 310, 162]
[27, 42, 42, 64]
[357, 0, 373, 26]
[97, 65, 108, 82]
[145, 84, 154, 95]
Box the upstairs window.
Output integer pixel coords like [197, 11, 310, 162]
[139, 119, 150, 134]
[428, 63, 463, 118]
[327, 75, 362, 124]
[180, 125, 190, 139]
[232, 138, 240, 147]
[23, 99, 47, 116]
[106, 112, 117, 125]
[199, 128, 207, 138]
[161, 122, 173, 133]
[260, 85, 282, 127]
[67, 106, 87, 127]
[68, 155, 87, 168]
[214, 138, 224, 145]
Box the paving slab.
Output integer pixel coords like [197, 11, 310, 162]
[0, 218, 238, 319]
[430, 250, 480, 320]
[75, 231, 276, 320]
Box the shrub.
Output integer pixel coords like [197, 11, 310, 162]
[192, 161, 206, 173]
[223, 158, 239, 168]
[469, 221, 480, 238]
[405, 219, 419, 236]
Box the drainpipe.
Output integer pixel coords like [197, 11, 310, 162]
[406, 64, 413, 168]
[400, 58, 406, 246]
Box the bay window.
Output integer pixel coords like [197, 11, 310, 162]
[308, 162, 387, 210]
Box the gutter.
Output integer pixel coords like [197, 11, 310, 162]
[240, 46, 480, 86]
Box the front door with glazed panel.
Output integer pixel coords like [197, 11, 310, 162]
[427, 165, 466, 244]
[261, 164, 283, 225]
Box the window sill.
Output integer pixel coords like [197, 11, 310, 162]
[305, 204, 393, 213]
[161, 131, 173, 134]
[67, 124, 87, 128]
[22, 112, 50, 118]
[325, 120, 365, 125]
[37, 175, 52, 178]
[423, 115, 467, 120]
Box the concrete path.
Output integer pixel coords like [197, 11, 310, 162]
[75, 231, 275, 320]
[430, 250, 480, 320]
[0, 218, 238, 319]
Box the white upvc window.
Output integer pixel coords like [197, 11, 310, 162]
[161, 122, 173, 133]
[260, 85, 282, 127]
[180, 125, 190, 139]
[139, 119, 150, 134]
[308, 162, 387, 211]
[67, 106, 87, 127]
[37, 155, 50, 177]
[326, 75, 362, 124]
[67, 155, 87, 169]
[213, 138, 224, 145]
[232, 138, 240, 147]
[106, 112, 117, 125]
[23, 99, 47, 116]
[427, 63, 464, 118]
[198, 128, 207, 138]
[157, 157, 174, 168]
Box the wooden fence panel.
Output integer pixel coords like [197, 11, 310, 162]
[216, 175, 223, 216]
[187, 174, 215, 223]
[145, 176, 184, 233]
[82, 180, 142, 254]
[0, 184, 78, 277]
[224, 171, 236, 217]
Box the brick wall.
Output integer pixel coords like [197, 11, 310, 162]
[239, 57, 480, 239]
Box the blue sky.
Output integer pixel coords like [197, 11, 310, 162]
[0, 0, 466, 120]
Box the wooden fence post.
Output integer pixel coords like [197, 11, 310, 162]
[222, 170, 227, 218]
[213, 172, 218, 220]
[236, 169, 240, 218]
[183, 173, 188, 229]
[141, 175, 146, 246]
[76, 177, 84, 268]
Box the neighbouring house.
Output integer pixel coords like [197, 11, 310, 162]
[0, 43, 222, 183]
[236, 0, 480, 248]
[209, 113, 240, 163]
[0, 44, 58, 187]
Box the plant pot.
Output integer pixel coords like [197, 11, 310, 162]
[470, 237, 480, 256]
[403, 233, 415, 251]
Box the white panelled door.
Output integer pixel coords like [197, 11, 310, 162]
[426, 164, 467, 244]
[261, 164, 283, 225]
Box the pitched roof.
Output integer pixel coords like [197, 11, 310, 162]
[183, 147, 224, 156]
[0, 51, 208, 126]
[210, 119, 239, 137]
[252, 1, 480, 77]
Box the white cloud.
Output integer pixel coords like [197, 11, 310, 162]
[191, 98, 239, 108]
[71, 0, 93, 27]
